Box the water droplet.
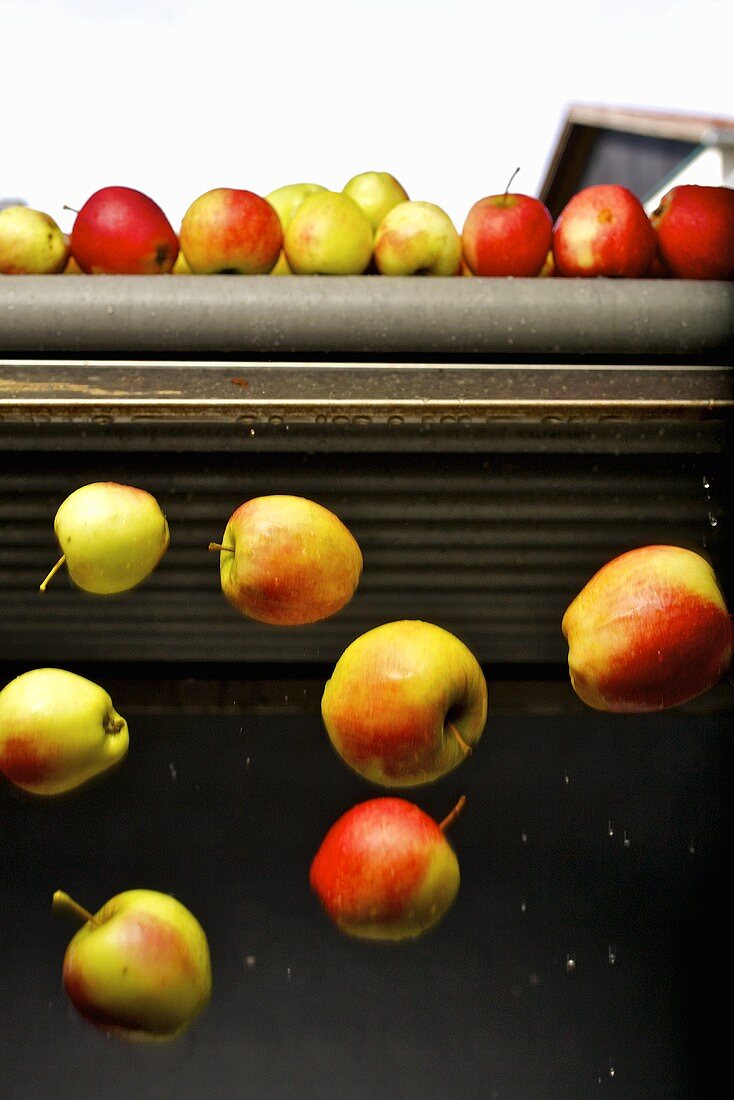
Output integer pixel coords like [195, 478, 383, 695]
[608, 819, 614, 837]
[689, 836, 696, 855]
[608, 945, 616, 965]
[245, 955, 256, 968]
[566, 954, 576, 972]
[702, 475, 711, 491]
[286, 967, 292, 982]
[168, 762, 177, 781]
[609, 1058, 616, 1078]
[521, 830, 528, 844]
[623, 830, 631, 848]
[521, 899, 527, 913]
[564, 771, 570, 785]
[708, 512, 718, 528]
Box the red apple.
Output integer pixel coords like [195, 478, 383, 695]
[70, 186, 179, 274]
[462, 191, 553, 277]
[552, 183, 656, 278]
[650, 184, 734, 280]
[180, 188, 282, 274]
[562, 545, 733, 712]
[310, 795, 465, 940]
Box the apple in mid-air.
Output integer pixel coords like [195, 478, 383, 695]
[342, 171, 409, 233]
[179, 187, 282, 274]
[650, 184, 734, 280]
[0, 668, 128, 795]
[0, 205, 70, 274]
[462, 186, 553, 276]
[562, 545, 733, 712]
[552, 183, 657, 278]
[54, 888, 212, 1040]
[321, 619, 487, 786]
[210, 494, 363, 625]
[40, 481, 170, 595]
[283, 190, 373, 274]
[373, 200, 462, 276]
[310, 795, 466, 941]
[69, 186, 179, 274]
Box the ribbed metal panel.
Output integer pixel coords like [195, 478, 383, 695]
[1, 449, 728, 666]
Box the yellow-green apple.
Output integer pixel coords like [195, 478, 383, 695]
[373, 201, 462, 276]
[0, 668, 128, 795]
[310, 794, 465, 941]
[180, 187, 282, 274]
[265, 182, 326, 275]
[342, 171, 409, 233]
[562, 545, 733, 712]
[70, 186, 178, 274]
[210, 494, 363, 625]
[552, 183, 656, 278]
[284, 190, 373, 275]
[650, 184, 734, 280]
[0, 205, 69, 274]
[321, 620, 487, 786]
[462, 190, 553, 276]
[40, 481, 170, 595]
[53, 888, 212, 1040]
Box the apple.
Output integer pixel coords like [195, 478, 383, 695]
[0, 205, 69, 274]
[321, 619, 487, 786]
[552, 183, 657, 278]
[310, 794, 465, 941]
[210, 494, 363, 625]
[342, 171, 409, 233]
[462, 187, 553, 277]
[69, 186, 178, 275]
[171, 249, 192, 274]
[284, 190, 373, 275]
[54, 888, 212, 1040]
[373, 201, 462, 276]
[265, 182, 326, 275]
[179, 187, 282, 274]
[650, 184, 734, 280]
[0, 668, 128, 795]
[40, 482, 170, 595]
[562, 545, 733, 712]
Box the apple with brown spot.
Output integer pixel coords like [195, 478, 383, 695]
[650, 184, 734, 280]
[310, 795, 465, 941]
[374, 200, 462, 276]
[552, 183, 656, 278]
[70, 186, 179, 274]
[180, 187, 282, 274]
[562, 545, 733, 712]
[54, 889, 212, 1040]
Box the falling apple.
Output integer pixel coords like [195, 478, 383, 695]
[650, 184, 734, 280]
[283, 190, 374, 275]
[0, 668, 128, 795]
[321, 619, 487, 786]
[0, 205, 70, 274]
[210, 494, 363, 625]
[69, 186, 179, 275]
[373, 200, 462, 276]
[562, 545, 733, 712]
[552, 183, 657, 278]
[310, 795, 466, 941]
[53, 888, 212, 1040]
[342, 171, 409, 233]
[179, 187, 283, 274]
[40, 481, 170, 596]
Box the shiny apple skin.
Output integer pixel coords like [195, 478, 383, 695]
[650, 184, 734, 280]
[462, 193, 553, 276]
[180, 187, 282, 274]
[552, 184, 657, 278]
[562, 545, 733, 712]
[70, 186, 179, 274]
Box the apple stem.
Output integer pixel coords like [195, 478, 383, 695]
[208, 541, 234, 553]
[39, 555, 66, 592]
[62, 205, 79, 214]
[53, 890, 99, 927]
[439, 794, 467, 833]
[447, 720, 472, 758]
[503, 167, 521, 204]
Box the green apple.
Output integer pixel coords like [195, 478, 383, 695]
[41, 482, 170, 595]
[54, 888, 212, 1040]
[374, 200, 462, 275]
[342, 171, 409, 233]
[284, 190, 373, 275]
[0, 205, 69, 274]
[322, 619, 487, 786]
[0, 668, 128, 795]
[310, 795, 465, 941]
[210, 494, 363, 625]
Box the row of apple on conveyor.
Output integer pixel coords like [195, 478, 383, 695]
[1, 172, 733, 281]
[0, 483, 731, 1042]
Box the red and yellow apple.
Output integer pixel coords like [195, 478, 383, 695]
[210, 494, 363, 625]
[284, 190, 373, 275]
[69, 186, 178, 275]
[0, 668, 128, 795]
[342, 171, 409, 233]
[310, 795, 465, 941]
[0, 205, 69, 274]
[552, 183, 656, 278]
[321, 619, 487, 786]
[54, 888, 212, 1040]
[374, 201, 462, 276]
[179, 187, 282, 274]
[462, 191, 553, 277]
[650, 184, 734, 280]
[562, 545, 733, 712]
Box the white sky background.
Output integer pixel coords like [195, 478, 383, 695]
[1, 0, 732, 236]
